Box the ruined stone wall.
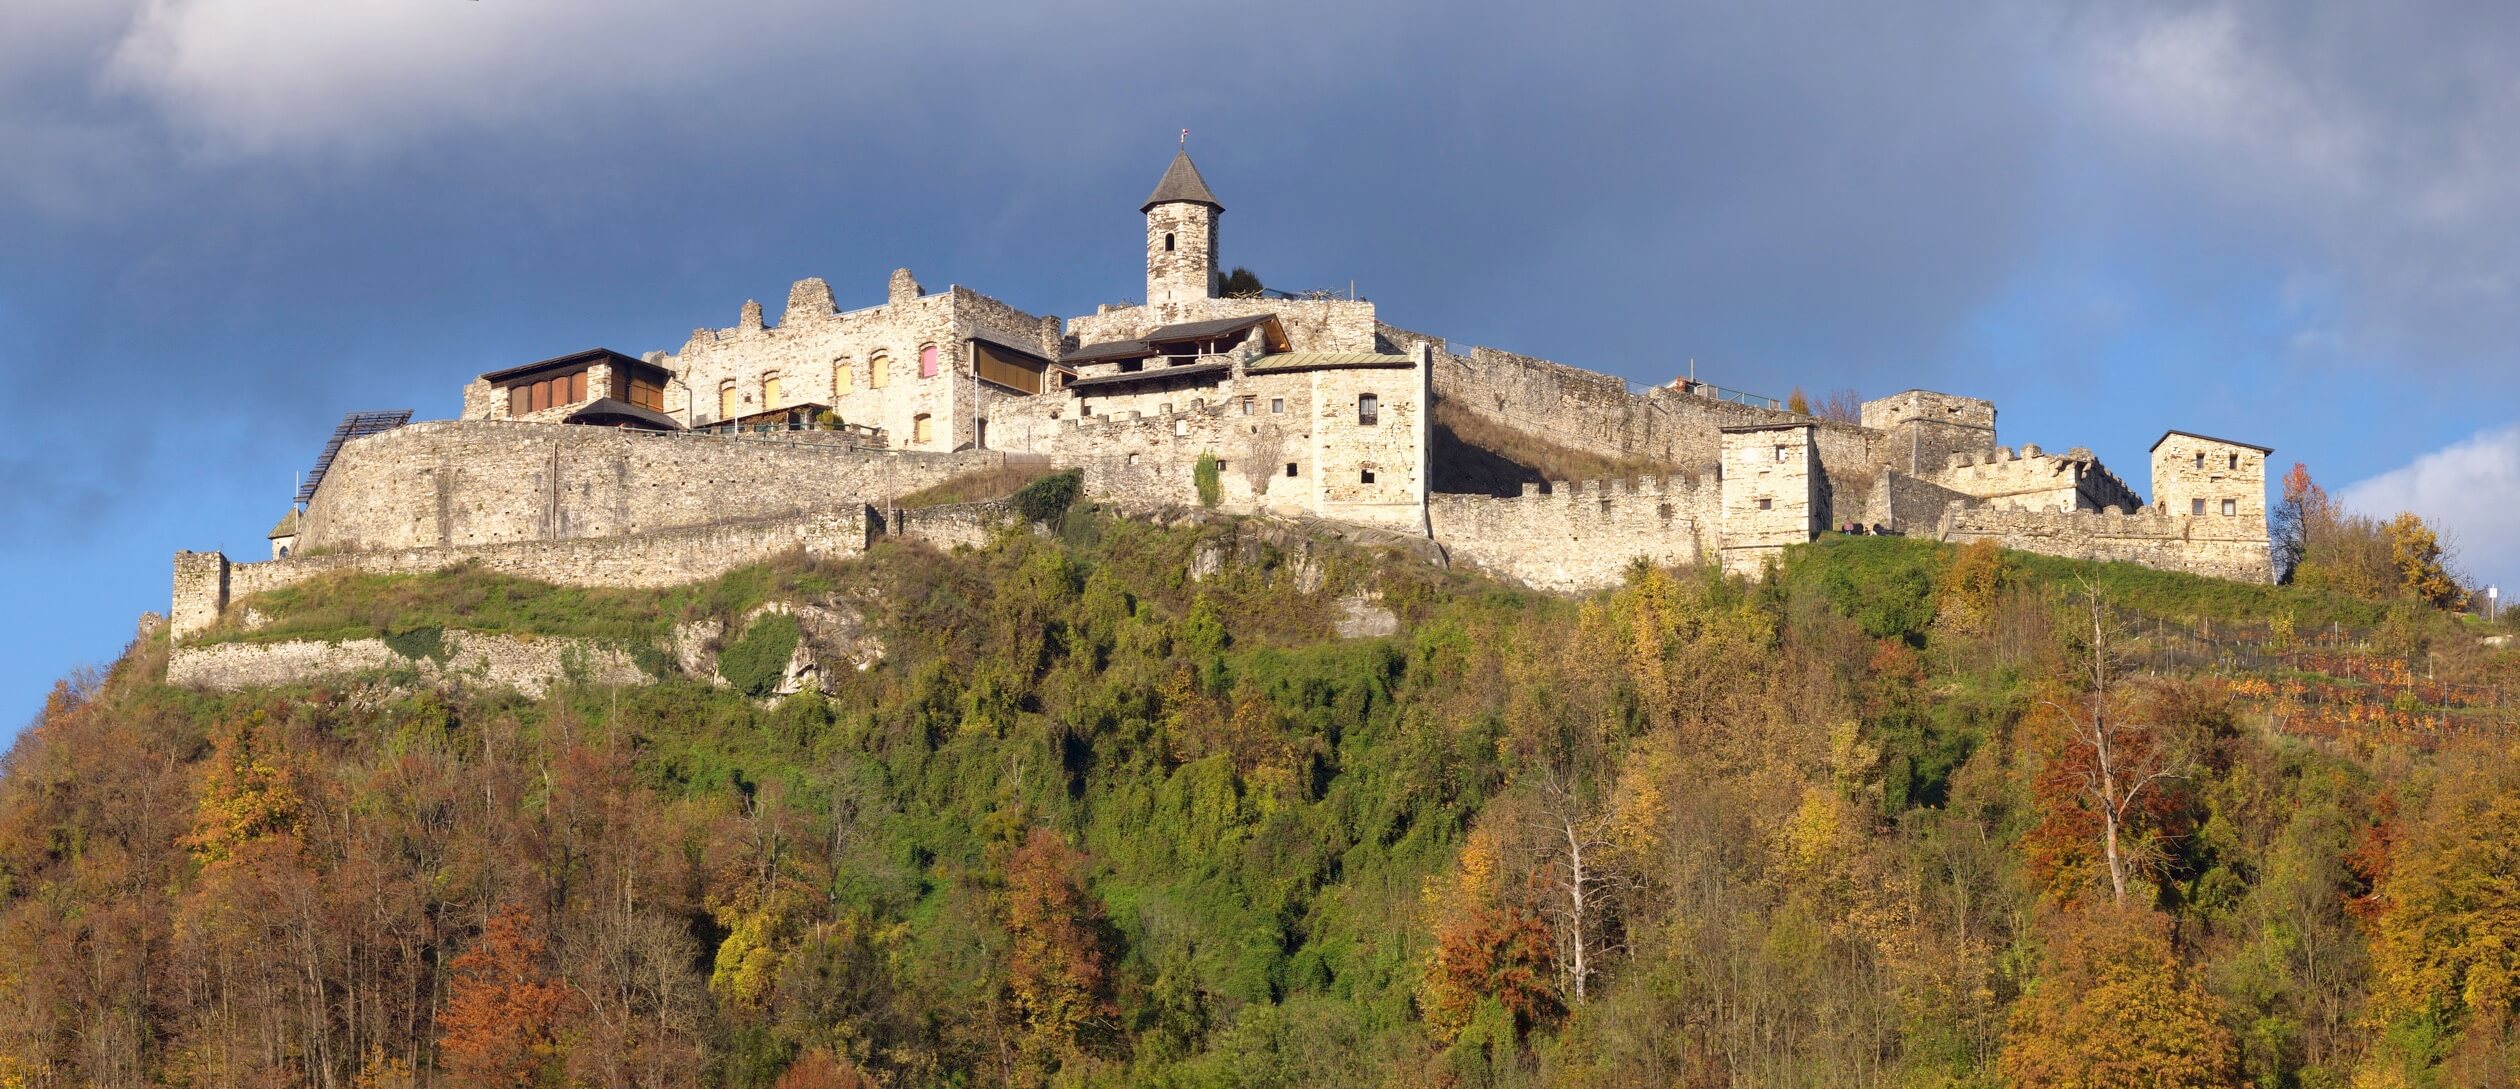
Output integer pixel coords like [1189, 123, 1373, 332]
[170, 508, 872, 639]
[1068, 297, 1379, 353]
[294, 420, 994, 553]
[1940, 507, 2275, 583]
[1428, 476, 1715, 593]
[167, 631, 650, 697]
[879, 501, 1016, 552]
[658, 275, 1063, 452]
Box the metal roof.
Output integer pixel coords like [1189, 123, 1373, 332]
[1244, 351, 1416, 373]
[2149, 429, 2273, 455]
[1141, 150, 1223, 213]
[295, 410, 413, 505]
[1064, 361, 1231, 391]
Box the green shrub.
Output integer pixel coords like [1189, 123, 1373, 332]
[1194, 453, 1222, 508]
[1013, 469, 1084, 524]
[382, 625, 447, 662]
[718, 612, 802, 698]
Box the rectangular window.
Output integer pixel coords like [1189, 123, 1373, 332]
[1360, 469, 1376, 484]
[1758, 498, 1773, 511]
[531, 380, 551, 412]
[2228, 453, 2239, 470]
[919, 344, 940, 379]
[1358, 393, 1379, 426]
[568, 370, 586, 404]
[2192, 498, 2206, 516]
[2222, 498, 2237, 516]
[2194, 452, 2205, 469]
[1216, 460, 1228, 472]
[1285, 462, 1298, 478]
[1271, 398, 1285, 414]
[1774, 445, 1787, 462]
[508, 386, 528, 417]
[1241, 398, 1254, 415]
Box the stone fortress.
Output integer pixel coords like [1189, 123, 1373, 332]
[172, 147, 2274, 641]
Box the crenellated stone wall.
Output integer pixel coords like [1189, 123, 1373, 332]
[172, 508, 873, 639]
[1428, 476, 1715, 592]
[1939, 506, 2274, 583]
[294, 420, 995, 553]
[1930, 444, 2144, 513]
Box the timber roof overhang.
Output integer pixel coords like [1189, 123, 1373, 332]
[1063, 361, 1231, 391]
[2149, 430, 2274, 455]
[479, 347, 656, 385]
[1243, 351, 1417, 374]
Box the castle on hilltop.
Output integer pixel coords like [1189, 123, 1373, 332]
[174, 148, 2272, 639]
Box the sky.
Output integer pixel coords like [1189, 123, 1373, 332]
[4, 0, 2518, 739]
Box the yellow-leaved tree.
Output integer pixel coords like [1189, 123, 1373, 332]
[1998, 905, 2238, 1089]
[2360, 742, 2520, 1083]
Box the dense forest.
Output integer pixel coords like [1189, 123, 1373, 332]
[3, 468, 2517, 1088]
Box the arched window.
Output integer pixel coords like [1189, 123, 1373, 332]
[762, 371, 782, 411]
[1357, 393, 1379, 426]
[919, 344, 940, 379]
[834, 359, 853, 397]
[2228, 452, 2239, 470]
[718, 379, 737, 421]
[912, 413, 933, 445]
[871, 354, 890, 389]
[1164, 233, 1176, 252]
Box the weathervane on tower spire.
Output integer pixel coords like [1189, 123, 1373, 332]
[1180, 128, 1188, 147]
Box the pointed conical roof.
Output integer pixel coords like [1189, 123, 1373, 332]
[1141, 150, 1223, 213]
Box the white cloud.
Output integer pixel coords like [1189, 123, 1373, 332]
[2069, 1, 2520, 369]
[2340, 423, 2520, 590]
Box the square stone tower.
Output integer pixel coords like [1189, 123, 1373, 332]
[1718, 422, 1824, 575]
[2150, 430, 2270, 522]
[1861, 389, 1997, 476]
[1143, 150, 1222, 308]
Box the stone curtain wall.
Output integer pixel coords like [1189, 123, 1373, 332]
[1939, 507, 2275, 583]
[167, 631, 650, 697]
[1860, 472, 1975, 535]
[1428, 476, 1715, 592]
[1860, 390, 1999, 476]
[1426, 343, 1875, 475]
[171, 508, 872, 638]
[879, 501, 1018, 551]
[294, 420, 995, 553]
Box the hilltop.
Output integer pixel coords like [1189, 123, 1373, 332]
[8, 504, 2520, 1088]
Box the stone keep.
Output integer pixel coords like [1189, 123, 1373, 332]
[1718, 422, 1824, 574]
[2150, 431, 2270, 522]
[1143, 150, 1222, 308]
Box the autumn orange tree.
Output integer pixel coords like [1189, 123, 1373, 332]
[1998, 905, 2237, 1088]
[2031, 587, 2196, 906]
[1003, 827, 1113, 1079]
[2361, 742, 2520, 1083]
[437, 903, 570, 1089]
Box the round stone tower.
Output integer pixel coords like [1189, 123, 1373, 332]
[1143, 149, 1222, 308]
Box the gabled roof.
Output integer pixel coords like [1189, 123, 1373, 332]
[1141, 150, 1223, 213]
[2149, 430, 2273, 454]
